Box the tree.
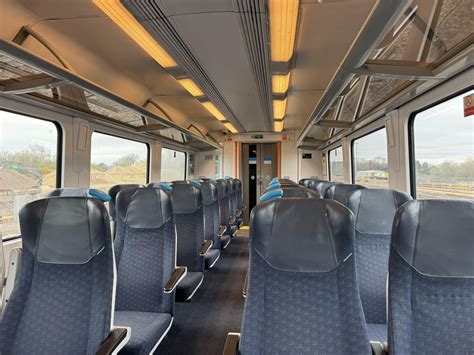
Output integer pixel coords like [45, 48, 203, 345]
[113, 153, 141, 167]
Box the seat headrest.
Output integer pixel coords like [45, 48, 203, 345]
[200, 180, 218, 205]
[172, 180, 190, 185]
[20, 197, 110, 264]
[47, 188, 111, 202]
[234, 179, 242, 192]
[216, 179, 228, 197]
[116, 188, 172, 228]
[392, 200, 474, 278]
[251, 199, 354, 273]
[325, 184, 366, 206]
[171, 183, 203, 214]
[282, 187, 318, 198]
[278, 178, 296, 185]
[259, 188, 283, 202]
[347, 189, 412, 234]
[108, 184, 145, 219]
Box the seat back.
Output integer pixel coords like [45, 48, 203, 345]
[200, 180, 221, 250]
[172, 183, 205, 273]
[47, 187, 111, 202]
[347, 189, 412, 325]
[240, 198, 370, 354]
[108, 184, 144, 220]
[325, 184, 366, 207]
[114, 188, 175, 314]
[0, 197, 114, 355]
[388, 200, 474, 354]
[235, 179, 243, 211]
[226, 177, 237, 217]
[216, 179, 230, 225]
[309, 180, 337, 198]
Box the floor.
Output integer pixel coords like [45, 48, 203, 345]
[160, 232, 249, 354]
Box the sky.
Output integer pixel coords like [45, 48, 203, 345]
[90, 132, 148, 165]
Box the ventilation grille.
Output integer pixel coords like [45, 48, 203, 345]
[122, 0, 244, 131]
[233, 0, 273, 129]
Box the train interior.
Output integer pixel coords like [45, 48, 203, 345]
[0, 0, 473, 354]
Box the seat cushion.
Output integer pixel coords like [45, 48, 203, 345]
[205, 249, 220, 269]
[176, 271, 204, 301]
[366, 323, 387, 342]
[220, 234, 231, 249]
[114, 311, 172, 355]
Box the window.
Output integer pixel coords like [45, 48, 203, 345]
[328, 146, 344, 182]
[90, 132, 149, 192]
[411, 90, 474, 199]
[1, 111, 60, 239]
[161, 148, 186, 182]
[352, 128, 389, 188]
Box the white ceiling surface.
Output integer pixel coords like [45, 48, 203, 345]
[287, 0, 375, 139]
[1, 0, 376, 139]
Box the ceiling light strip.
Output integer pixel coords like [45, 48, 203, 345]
[177, 78, 204, 97]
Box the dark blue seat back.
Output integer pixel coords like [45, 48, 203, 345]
[347, 189, 412, 325]
[309, 180, 337, 198]
[200, 180, 221, 249]
[235, 179, 243, 210]
[0, 197, 114, 355]
[108, 184, 144, 220]
[240, 198, 371, 354]
[388, 200, 474, 354]
[172, 183, 205, 272]
[325, 183, 366, 207]
[216, 179, 230, 225]
[226, 177, 237, 216]
[114, 188, 175, 314]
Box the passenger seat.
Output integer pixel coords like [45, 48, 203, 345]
[325, 183, 366, 207]
[347, 188, 412, 342]
[198, 180, 221, 269]
[225, 198, 372, 354]
[114, 187, 186, 354]
[388, 199, 474, 354]
[309, 180, 338, 198]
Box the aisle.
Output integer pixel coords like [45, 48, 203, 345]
[160, 233, 249, 354]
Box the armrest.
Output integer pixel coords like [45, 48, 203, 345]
[200, 240, 213, 256]
[2, 247, 22, 310]
[228, 215, 237, 225]
[164, 266, 187, 293]
[370, 341, 388, 355]
[96, 327, 130, 355]
[218, 225, 227, 237]
[223, 332, 240, 355]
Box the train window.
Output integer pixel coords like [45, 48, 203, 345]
[410, 90, 474, 199]
[90, 132, 149, 192]
[161, 148, 186, 181]
[0, 111, 60, 239]
[352, 128, 388, 188]
[328, 146, 344, 182]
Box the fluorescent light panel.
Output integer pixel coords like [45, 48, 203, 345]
[93, 0, 177, 68]
[269, 0, 299, 62]
[274, 120, 284, 133]
[273, 98, 287, 119]
[178, 79, 204, 97]
[272, 73, 291, 94]
[224, 123, 238, 134]
[202, 102, 227, 121]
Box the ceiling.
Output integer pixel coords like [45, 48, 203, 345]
[0, 0, 377, 139]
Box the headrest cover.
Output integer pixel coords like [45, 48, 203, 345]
[216, 179, 228, 197]
[325, 184, 366, 206]
[20, 197, 109, 264]
[171, 183, 203, 214]
[172, 180, 190, 185]
[282, 187, 317, 198]
[108, 184, 144, 219]
[200, 180, 218, 205]
[392, 200, 474, 278]
[348, 189, 412, 234]
[266, 182, 281, 191]
[251, 199, 354, 272]
[191, 179, 202, 186]
[47, 188, 111, 202]
[259, 189, 283, 202]
[159, 182, 173, 191]
[116, 188, 172, 229]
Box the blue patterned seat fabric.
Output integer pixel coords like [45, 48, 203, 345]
[172, 183, 206, 301]
[200, 180, 221, 268]
[108, 184, 145, 220]
[217, 179, 236, 236]
[388, 200, 474, 355]
[0, 197, 114, 355]
[114, 188, 176, 354]
[239, 198, 371, 355]
[347, 189, 412, 342]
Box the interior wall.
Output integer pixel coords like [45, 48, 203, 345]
[280, 140, 298, 181]
[194, 150, 220, 179]
[222, 141, 236, 178]
[299, 149, 322, 180]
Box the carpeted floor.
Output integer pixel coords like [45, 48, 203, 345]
[160, 233, 249, 354]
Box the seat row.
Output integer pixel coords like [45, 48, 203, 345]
[0, 177, 244, 355]
[228, 177, 473, 354]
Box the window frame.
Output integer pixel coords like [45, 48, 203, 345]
[327, 145, 343, 182]
[161, 146, 187, 181]
[91, 130, 151, 184]
[1, 109, 63, 241]
[350, 126, 388, 185]
[408, 87, 473, 198]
